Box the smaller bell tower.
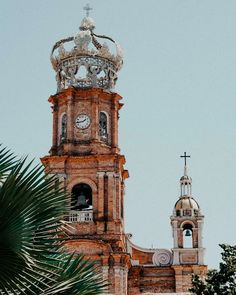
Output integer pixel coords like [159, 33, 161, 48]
[171, 152, 205, 265]
[170, 153, 207, 293]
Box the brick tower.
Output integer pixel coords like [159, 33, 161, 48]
[41, 12, 130, 294]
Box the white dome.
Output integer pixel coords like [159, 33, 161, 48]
[175, 196, 199, 210]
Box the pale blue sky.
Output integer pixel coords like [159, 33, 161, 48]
[1, 0, 236, 269]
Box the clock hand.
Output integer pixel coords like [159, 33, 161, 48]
[77, 119, 86, 123]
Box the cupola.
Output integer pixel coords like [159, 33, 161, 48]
[173, 152, 201, 217]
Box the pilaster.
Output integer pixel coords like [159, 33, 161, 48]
[52, 103, 58, 148]
[107, 172, 114, 221]
[67, 95, 74, 142]
[91, 94, 99, 141]
[172, 220, 178, 248]
[97, 171, 105, 219]
[197, 220, 203, 248]
[111, 98, 118, 150]
[172, 265, 184, 293]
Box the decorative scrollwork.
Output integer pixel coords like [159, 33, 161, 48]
[152, 249, 173, 266]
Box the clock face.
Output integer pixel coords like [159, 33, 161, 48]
[75, 114, 91, 129]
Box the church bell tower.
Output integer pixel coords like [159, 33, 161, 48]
[41, 9, 130, 294]
[170, 153, 206, 292]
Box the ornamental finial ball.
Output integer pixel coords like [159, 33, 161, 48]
[79, 16, 95, 31]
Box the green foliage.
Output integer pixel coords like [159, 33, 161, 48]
[190, 244, 236, 295]
[0, 147, 107, 295]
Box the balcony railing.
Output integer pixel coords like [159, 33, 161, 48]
[68, 210, 93, 222]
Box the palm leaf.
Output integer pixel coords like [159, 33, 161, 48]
[38, 253, 108, 295]
[0, 147, 107, 295]
[0, 145, 16, 182]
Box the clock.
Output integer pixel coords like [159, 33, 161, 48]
[75, 114, 91, 129]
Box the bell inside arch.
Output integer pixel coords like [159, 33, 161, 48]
[75, 192, 89, 210]
[185, 229, 191, 237]
[71, 183, 92, 211]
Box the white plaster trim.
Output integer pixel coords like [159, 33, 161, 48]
[172, 247, 201, 252]
[126, 237, 156, 253]
[180, 220, 195, 229]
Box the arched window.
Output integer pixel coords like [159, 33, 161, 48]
[99, 112, 108, 141]
[60, 113, 67, 143]
[71, 183, 92, 211]
[183, 209, 192, 216]
[183, 223, 193, 248]
[176, 210, 181, 216]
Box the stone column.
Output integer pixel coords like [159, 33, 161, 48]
[91, 95, 99, 140]
[173, 265, 184, 293]
[52, 103, 58, 148]
[67, 96, 74, 142]
[177, 228, 183, 248]
[97, 172, 105, 219]
[172, 220, 178, 248]
[57, 173, 67, 189]
[120, 268, 124, 295]
[114, 266, 121, 295]
[115, 173, 121, 220]
[197, 220, 203, 248]
[113, 175, 117, 220]
[197, 220, 204, 265]
[121, 181, 124, 219]
[192, 227, 198, 248]
[102, 266, 109, 282]
[107, 172, 114, 221]
[123, 268, 129, 295]
[198, 248, 205, 265]
[172, 220, 180, 265]
[172, 249, 180, 265]
[111, 100, 118, 149]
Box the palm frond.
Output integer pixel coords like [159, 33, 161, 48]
[0, 147, 107, 295]
[40, 253, 108, 295]
[0, 145, 16, 182]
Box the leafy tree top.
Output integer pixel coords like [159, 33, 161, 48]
[190, 244, 236, 295]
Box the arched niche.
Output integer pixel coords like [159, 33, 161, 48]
[71, 183, 92, 210]
[59, 112, 67, 144]
[99, 111, 108, 142]
[75, 65, 87, 79]
[68, 177, 98, 216]
[182, 222, 193, 248]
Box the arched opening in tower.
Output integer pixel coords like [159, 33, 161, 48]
[71, 183, 92, 210]
[60, 113, 67, 143]
[183, 223, 193, 248]
[99, 112, 108, 141]
[76, 65, 87, 79]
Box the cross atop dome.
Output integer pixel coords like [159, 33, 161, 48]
[180, 152, 191, 177]
[83, 3, 93, 17]
[180, 152, 190, 166]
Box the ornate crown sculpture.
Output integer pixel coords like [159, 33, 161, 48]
[51, 13, 123, 92]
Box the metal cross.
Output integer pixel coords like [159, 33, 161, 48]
[83, 3, 93, 17]
[180, 152, 191, 166]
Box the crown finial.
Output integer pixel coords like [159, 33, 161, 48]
[50, 8, 124, 92]
[83, 3, 92, 17]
